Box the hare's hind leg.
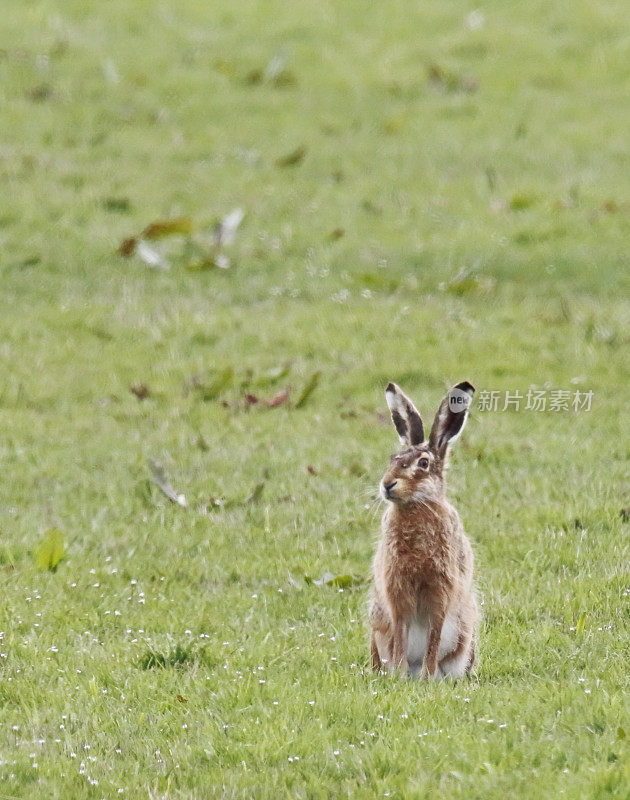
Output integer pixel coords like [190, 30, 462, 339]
[439, 593, 478, 678]
[439, 629, 474, 679]
[370, 631, 382, 670]
[439, 642, 470, 679]
[465, 642, 476, 673]
[369, 599, 392, 671]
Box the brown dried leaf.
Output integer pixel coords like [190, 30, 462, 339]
[118, 237, 137, 257]
[266, 387, 291, 408]
[142, 217, 193, 239]
[275, 145, 307, 168]
[27, 84, 53, 102]
[245, 68, 264, 85]
[130, 383, 150, 401]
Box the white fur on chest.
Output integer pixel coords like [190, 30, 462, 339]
[405, 618, 428, 665]
[405, 613, 459, 666]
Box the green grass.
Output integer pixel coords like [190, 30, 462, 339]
[1, 1, 629, 797]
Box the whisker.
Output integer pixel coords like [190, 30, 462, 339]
[412, 494, 441, 520]
[368, 495, 384, 520]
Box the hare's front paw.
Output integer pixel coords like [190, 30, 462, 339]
[419, 664, 436, 681]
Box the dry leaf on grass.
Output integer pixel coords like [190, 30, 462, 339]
[244, 386, 291, 408]
[267, 387, 291, 408]
[214, 208, 244, 248]
[118, 237, 137, 257]
[307, 572, 364, 588]
[130, 383, 150, 400]
[118, 212, 243, 272]
[246, 482, 265, 504]
[136, 240, 170, 270]
[294, 371, 321, 408]
[428, 63, 477, 93]
[147, 459, 187, 507]
[142, 217, 192, 239]
[275, 145, 307, 167]
[36, 528, 65, 571]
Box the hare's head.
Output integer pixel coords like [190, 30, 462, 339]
[380, 381, 474, 506]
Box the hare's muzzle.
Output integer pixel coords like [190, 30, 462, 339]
[381, 480, 398, 500]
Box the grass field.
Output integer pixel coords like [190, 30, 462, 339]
[1, 1, 629, 797]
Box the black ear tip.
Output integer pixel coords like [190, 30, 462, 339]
[455, 381, 475, 395]
[386, 382, 396, 393]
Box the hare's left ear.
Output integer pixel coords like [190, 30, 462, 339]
[428, 381, 475, 459]
[385, 383, 425, 446]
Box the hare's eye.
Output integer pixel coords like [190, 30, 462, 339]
[418, 457, 429, 470]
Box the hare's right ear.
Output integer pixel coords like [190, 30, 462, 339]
[385, 383, 425, 446]
[428, 381, 475, 459]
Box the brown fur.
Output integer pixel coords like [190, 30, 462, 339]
[370, 382, 478, 680]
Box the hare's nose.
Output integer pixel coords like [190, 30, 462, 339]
[384, 481, 398, 497]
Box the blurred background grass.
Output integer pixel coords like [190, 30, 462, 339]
[0, 1, 629, 798]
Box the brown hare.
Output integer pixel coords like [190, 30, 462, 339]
[370, 381, 478, 680]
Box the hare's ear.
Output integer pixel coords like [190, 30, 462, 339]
[385, 383, 425, 446]
[428, 381, 475, 459]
